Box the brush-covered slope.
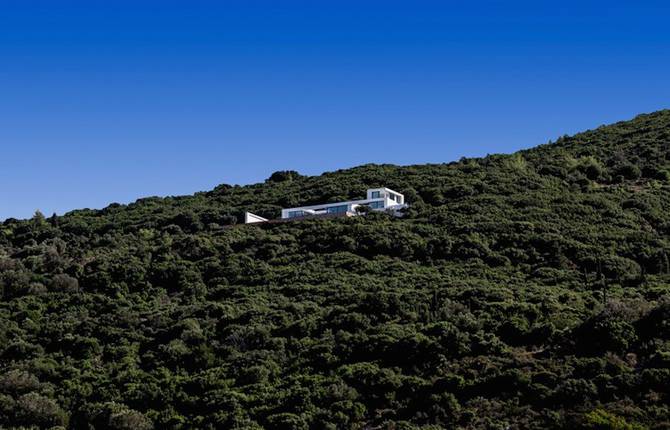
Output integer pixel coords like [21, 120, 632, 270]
[1, 111, 670, 429]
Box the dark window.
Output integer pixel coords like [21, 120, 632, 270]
[371, 191, 380, 199]
[288, 210, 303, 218]
[327, 205, 348, 214]
[369, 201, 384, 209]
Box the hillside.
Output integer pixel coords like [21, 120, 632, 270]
[1, 110, 670, 429]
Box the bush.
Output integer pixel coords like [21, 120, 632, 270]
[266, 413, 308, 430]
[582, 408, 646, 430]
[49, 274, 79, 293]
[654, 169, 670, 181]
[109, 409, 153, 430]
[0, 370, 40, 395]
[615, 163, 641, 180]
[574, 312, 638, 355]
[15, 392, 68, 427]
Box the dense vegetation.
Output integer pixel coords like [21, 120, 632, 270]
[1, 111, 670, 429]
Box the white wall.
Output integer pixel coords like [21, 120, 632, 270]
[244, 212, 268, 224]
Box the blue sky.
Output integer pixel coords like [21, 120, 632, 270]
[1, 1, 669, 220]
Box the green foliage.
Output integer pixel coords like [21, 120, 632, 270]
[267, 170, 304, 183]
[1, 110, 670, 429]
[582, 409, 647, 430]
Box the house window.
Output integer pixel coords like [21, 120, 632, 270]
[369, 201, 384, 209]
[389, 194, 396, 201]
[371, 191, 380, 199]
[327, 205, 348, 214]
[288, 210, 303, 218]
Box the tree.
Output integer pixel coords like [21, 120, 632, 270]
[267, 170, 303, 183]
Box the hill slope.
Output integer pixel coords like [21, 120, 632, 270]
[1, 111, 670, 429]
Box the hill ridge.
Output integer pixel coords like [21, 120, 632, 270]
[0, 110, 669, 428]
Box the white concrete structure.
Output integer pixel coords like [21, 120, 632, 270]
[280, 187, 407, 219]
[244, 212, 269, 224]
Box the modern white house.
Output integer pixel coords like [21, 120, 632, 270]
[280, 187, 406, 220]
[244, 187, 407, 224]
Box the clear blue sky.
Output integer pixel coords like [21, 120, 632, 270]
[1, 1, 669, 220]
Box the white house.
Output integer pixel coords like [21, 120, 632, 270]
[280, 187, 406, 219]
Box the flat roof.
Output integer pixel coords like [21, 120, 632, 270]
[368, 187, 403, 195]
[284, 197, 385, 212]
